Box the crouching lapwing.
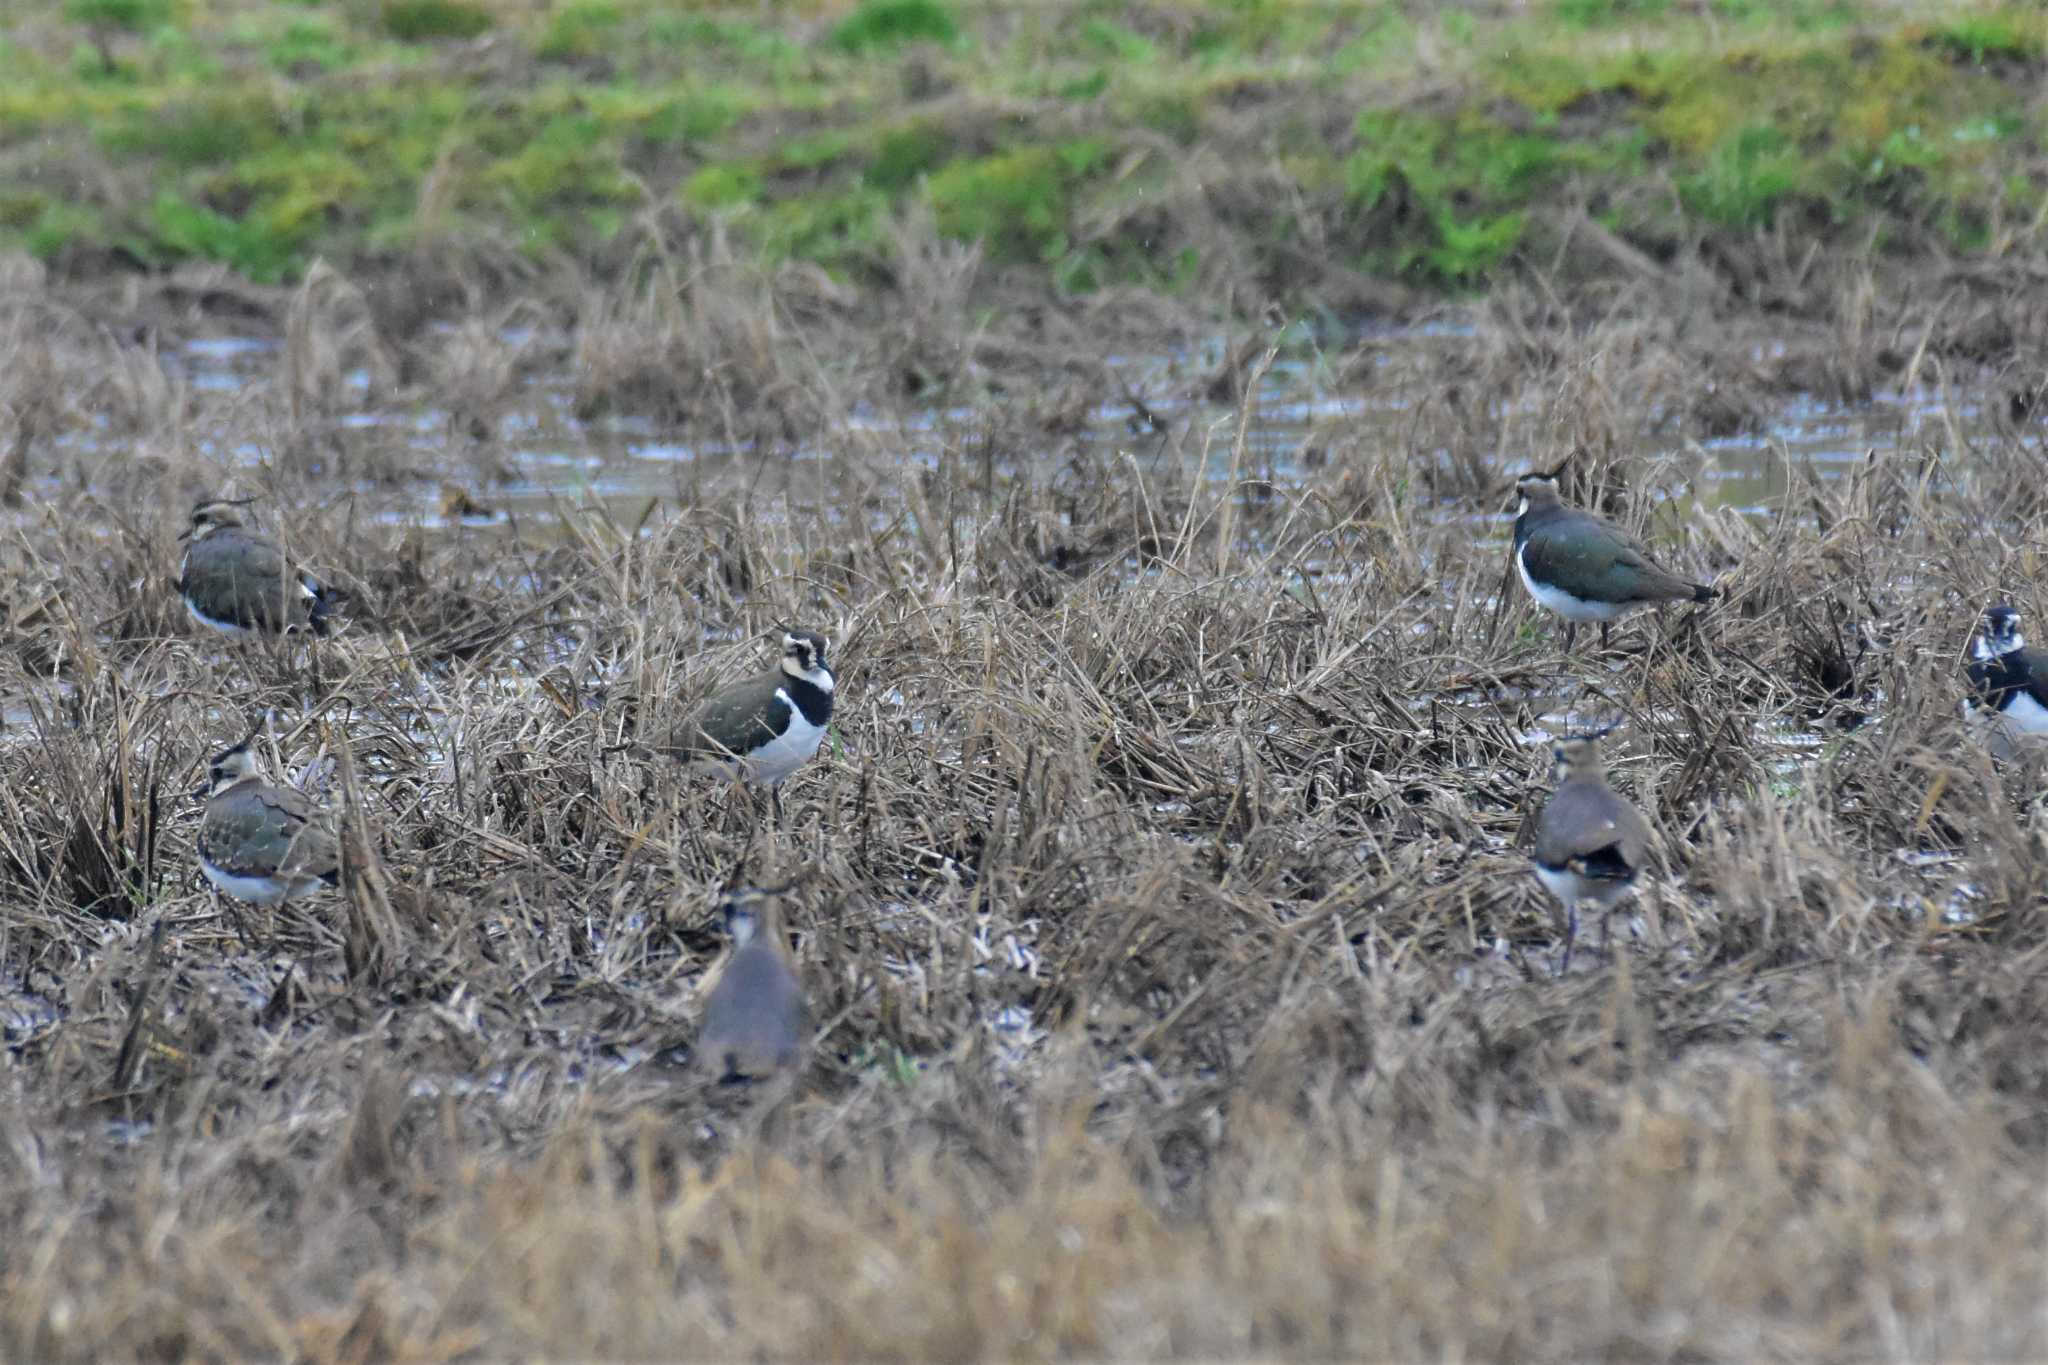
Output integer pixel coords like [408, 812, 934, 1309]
[1965, 604, 2048, 746]
[696, 885, 806, 1084]
[1531, 729, 1652, 973]
[178, 498, 337, 639]
[661, 628, 835, 823]
[197, 729, 339, 907]
[1513, 472, 1717, 651]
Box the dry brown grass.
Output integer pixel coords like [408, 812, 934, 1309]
[3, 247, 2048, 1359]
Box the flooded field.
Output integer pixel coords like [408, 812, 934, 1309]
[69, 320, 1972, 520]
[3, 271, 2048, 1359]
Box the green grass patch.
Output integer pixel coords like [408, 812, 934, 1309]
[1924, 13, 2044, 64]
[682, 162, 760, 210]
[828, 0, 961, 54]
[537, 0, 625, 61]
[6, 0, 2048, 297]
[867, 122, 954, 192]
[147, 190, 301, 279]
[381, 0, 491, 43]
[926, 140, 1112, 264]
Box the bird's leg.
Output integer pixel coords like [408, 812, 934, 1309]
[213, 882, 256, 953]
[1600, 620, 1612, 652]
[1564, 622, 1578, 654]
[770, 784, 785, 830]
[1557, 905, 1578, 976]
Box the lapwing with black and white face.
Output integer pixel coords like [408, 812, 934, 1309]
[197, 732, 339, 907]
[1532, 731, 1651, 973]
[178, 499, 336, 639]
[663, 628, 835, 820]
[1965, 604, 2048, 740]
[1513, 472, 1717, 651]
[696, 885, 806, 1084]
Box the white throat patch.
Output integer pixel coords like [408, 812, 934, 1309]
[1976, 630, 2024, 661]
[783, 659, 835, 693]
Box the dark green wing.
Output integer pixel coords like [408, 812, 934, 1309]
[675, 670, 788, 759]
[203, 785, 337, 878]
[1522, 512, 1697, 605]
[193, 530, 321, 632]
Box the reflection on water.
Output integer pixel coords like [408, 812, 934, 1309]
[19, 326, 1985, 531]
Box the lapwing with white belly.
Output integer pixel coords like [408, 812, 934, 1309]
[1531, 729, 1652, 973]
[178, 498, 336, 639]
[197, 730, 339, 907]
[696, 884, 806, 1084]
[1513, 472, 1717, 651]
[661, 628, 835, 823]
[1965, 604, 2048, 742]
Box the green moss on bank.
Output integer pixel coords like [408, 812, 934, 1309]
[1, 0, 2043, 295]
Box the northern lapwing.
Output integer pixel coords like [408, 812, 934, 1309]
[1531, 730, 1651, 973]
[197, 730, 339, 907]
[662, 628, 835, 822]
[696, 885, 806, 1083]
[1513, 472, 1717, 651]
[1965, 604, 2048, 741]
[178, 498, 336, 639]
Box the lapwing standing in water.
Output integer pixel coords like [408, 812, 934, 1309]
[696, 885, 806, 1084]
[1513, 472, 1717, 651]
[178, 498, 337, 639]
[1964, 604, 2048, 742]
[197, 729, 340, 907]
[1531, 729, 1652, 973]
[661, 628, 835, 823]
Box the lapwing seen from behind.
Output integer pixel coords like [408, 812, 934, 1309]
[661, 627, 835, 823]
[696, 884, 806, 1085]
[1513, 472, 1717, 651]
[1532, 729, 1652, 973]
[178, 498, 337, 640]
[197, 727, 340, 907]
[1964, 604, 2048, 746]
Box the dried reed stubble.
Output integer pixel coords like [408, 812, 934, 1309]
[2, 278, 2048, 1357]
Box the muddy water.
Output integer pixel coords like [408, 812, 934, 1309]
[56, 330, 1965, 529]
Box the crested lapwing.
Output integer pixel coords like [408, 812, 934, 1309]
[1965, 604, 2048, 742]
[696, 885, 806, 1083]
[178, 498, 336, 639]
[1531, 729, 1651, 973]
[1513, 472, 1717, 651]
[661, 628, 834, 822]
[197, 729, 339, 906]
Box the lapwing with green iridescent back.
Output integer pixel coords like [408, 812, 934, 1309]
[1532, 729, 1652, 973]
[178, 498, 336, 639]
[1964, 604, 2048, 747]
[696, 885, 806, 1084]
[1513, 472, 1717, 651]
[661, 628, 835, 822]
[197, 728, 339, 907]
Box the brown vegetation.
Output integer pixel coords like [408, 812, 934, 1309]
[1, 239, 2047, 1357]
